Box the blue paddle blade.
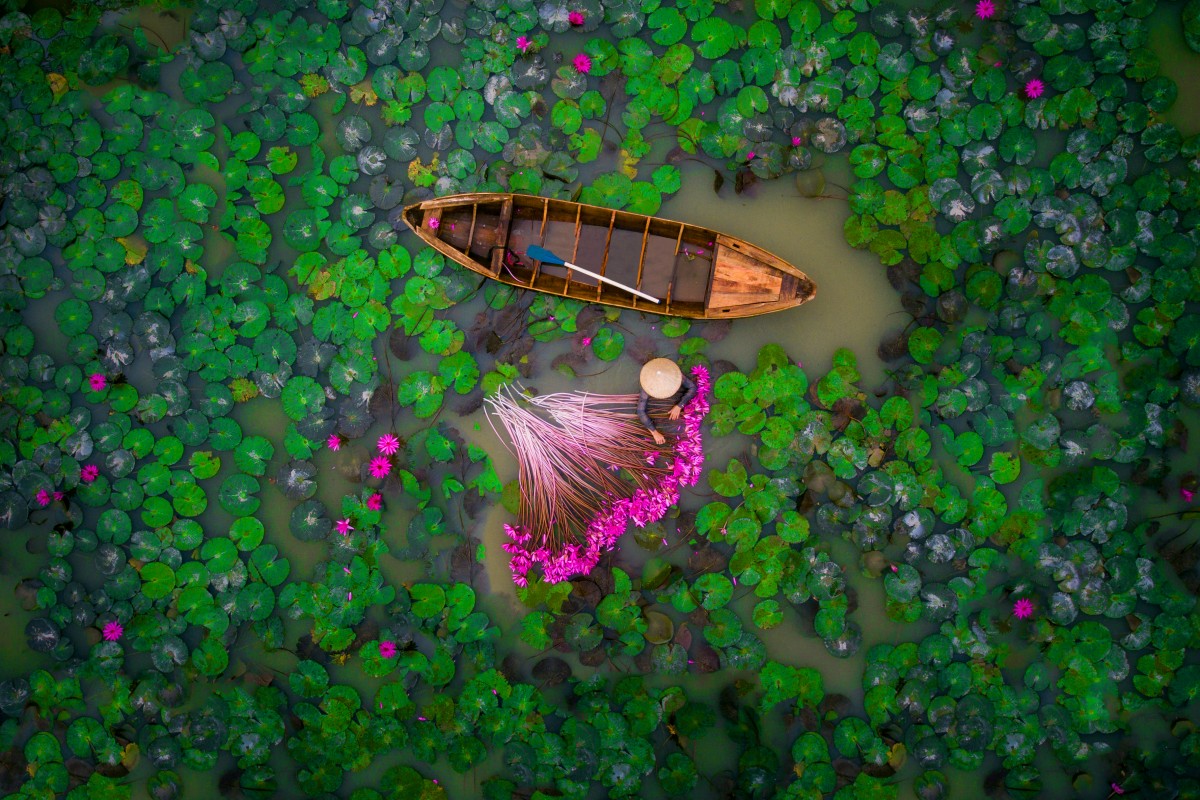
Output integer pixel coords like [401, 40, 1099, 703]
[526, 244, 565, 266]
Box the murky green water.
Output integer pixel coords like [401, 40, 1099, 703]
[4, 0, 1200, 798]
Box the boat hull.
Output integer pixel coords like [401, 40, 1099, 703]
[401, 193, 816, 320]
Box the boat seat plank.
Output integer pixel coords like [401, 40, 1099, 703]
[467, 204, 503, 261]
[571, 225, 608, 287]
[639, 235, 678, 297]
[489, 200, 514, 273]
[535, 219, 576, 291]
[600, 228, 645, 293]
[661, 225, 688, 312]
[432, 207, 470, 250]
[422, 209, 443, 229]
[528, 199, 550, 286]
[503, 218, 542, 285]
[672, 249, 713, 304]
[595, 211, 618, 299]
[507, 218, 542, 259]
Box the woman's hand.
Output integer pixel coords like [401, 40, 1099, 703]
[652, 431, 666, 445]
[668, 405, 682, 420]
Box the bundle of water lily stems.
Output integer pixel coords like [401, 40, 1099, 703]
[486, 365, 711, 586]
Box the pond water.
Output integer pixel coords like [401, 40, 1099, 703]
[2, 0, 1199, 799]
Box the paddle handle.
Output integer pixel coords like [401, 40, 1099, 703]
[559, 259, 661, 304]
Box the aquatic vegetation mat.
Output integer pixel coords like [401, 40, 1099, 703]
[0, 0, 1198, 797]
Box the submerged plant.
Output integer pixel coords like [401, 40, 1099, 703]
[488, 366, 710, 585]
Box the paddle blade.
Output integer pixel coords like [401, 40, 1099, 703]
[526, 244, 565, 266]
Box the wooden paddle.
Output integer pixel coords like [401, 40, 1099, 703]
[526, 244, 661, 304]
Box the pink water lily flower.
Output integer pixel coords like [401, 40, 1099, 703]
[35, 489, 51, 507]
[379, 640, 397, 659]
[573, 53, 592, 75]
[975, 0, 995, 19]
[1012, 598, 1035, 619]
[1023, 78, 1045, 100]
[1182, 487, 1195, 503]
[428, 218, 440, 229]
[516, 35, 530, 53]
[327, 434, 342, 451]
[791, 136, 803, 146]
[367, 493, 383, 511]
[336, 518, 354, 535]
[81, 464, 99, 483]
[102, 621, 123, 641]
[88, 373, 107, 392]
[569, 10, 585, 25]
[369, 456, 392, 479]
[377, 433, 401, 456]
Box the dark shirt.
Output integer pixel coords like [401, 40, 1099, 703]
[638, 375, 697, 435]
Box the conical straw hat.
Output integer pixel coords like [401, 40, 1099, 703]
[640, 358, 682, 399]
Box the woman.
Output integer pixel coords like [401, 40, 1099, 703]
[638, 357, 697, 445]
[487, 356, 710, 586]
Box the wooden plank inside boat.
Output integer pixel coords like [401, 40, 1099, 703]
[709, 244, 784, 308]
[638, 220, 682, 301]
[429, 201, 506, 265]
[573, 225, 606, 288]
[488, 200, 514, 274]
[602, 227, 645, 293]
[672, 249, 713, 304]
[533, 203, 577, 294]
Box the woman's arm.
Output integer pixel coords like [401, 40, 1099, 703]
[676, 375, 697, 409]
[637, 390, 659, 434]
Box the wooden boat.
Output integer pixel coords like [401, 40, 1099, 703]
[401, 193, 816, 319]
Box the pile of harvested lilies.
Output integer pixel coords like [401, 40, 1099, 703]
[486, 365, 711, 586]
